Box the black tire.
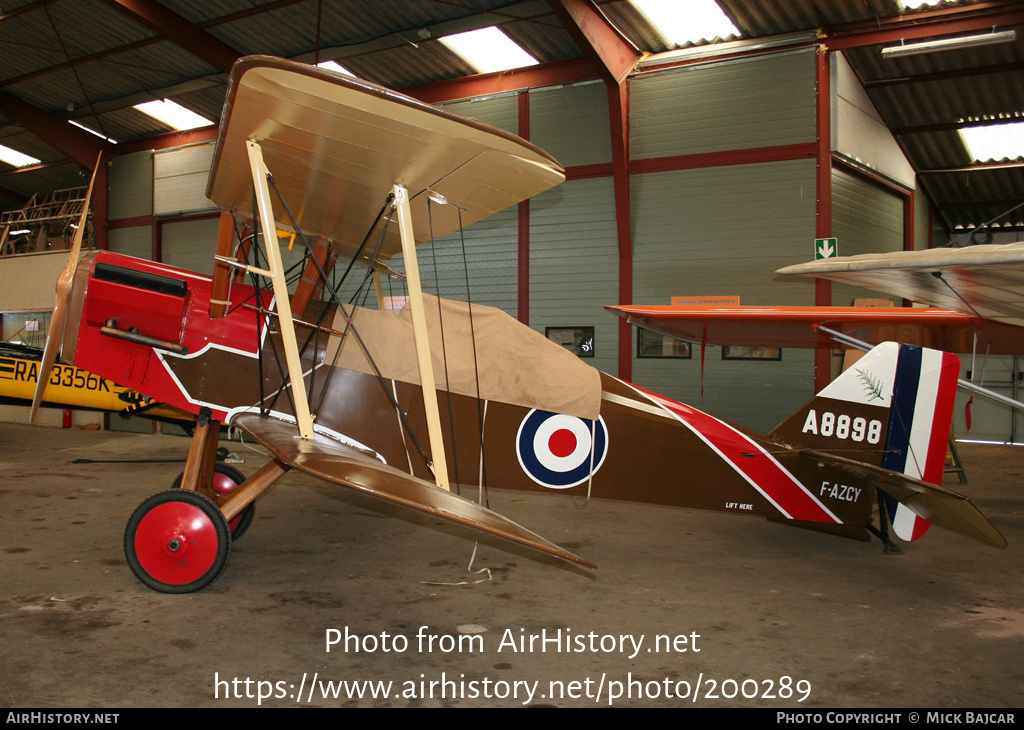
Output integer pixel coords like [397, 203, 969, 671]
[124, 489, 231, 594]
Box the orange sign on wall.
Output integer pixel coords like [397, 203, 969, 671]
[670, 295, 740, 307]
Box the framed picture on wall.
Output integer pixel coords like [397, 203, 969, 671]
[637, 328, 691, 359]
[545, 326, 594, 358]
[721, 345, 782, 361]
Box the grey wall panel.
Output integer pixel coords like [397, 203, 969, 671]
[833, 53, 914, 188]
[439, 95, 518, 134]
[419, 97, 520, 314]
[630, 159, 817, 433]
[153, 143, 216, 216]
[530, 81, 611, 167]
[107, 226, 151, 261]
[398, 205, 520, 318]
[914, 188, 930, 250]
[631, 160, 818, 305]
[631, 49, 816, 161]
[0, 251, 68, 311]
[108, 152, 152, 220]
[529, 177, 618, 374]
[160, 217, 221, 275]
[830, 168, 904, 305]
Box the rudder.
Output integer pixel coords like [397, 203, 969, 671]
[771, 342, 961, 541]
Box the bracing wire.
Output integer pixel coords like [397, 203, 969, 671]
[426, 196, 462, 493]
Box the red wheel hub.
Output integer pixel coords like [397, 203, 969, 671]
[133, 501, 221, 585]
[211, 471, 239, 496]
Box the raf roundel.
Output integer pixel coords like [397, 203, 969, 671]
[516, 410, 608, 489]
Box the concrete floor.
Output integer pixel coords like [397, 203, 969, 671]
[1, 421, 1022, 708]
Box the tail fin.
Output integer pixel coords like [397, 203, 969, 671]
[772, 342, 961, 542]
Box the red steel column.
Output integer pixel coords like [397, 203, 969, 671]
[518, 90, 530, 325]
[609, 81, 632, 382]
[815, 45, 833, 391]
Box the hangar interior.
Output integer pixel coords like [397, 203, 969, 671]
[1, 0, 1023, 709]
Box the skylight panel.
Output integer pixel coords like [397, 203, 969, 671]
[316, 60, 356, 78]
[0, 143, 40, 168]
[899, 1, 944, 9]
[133, 99, 213, 131]
[960, 121, 1024, 162]
[439, 27, 538, 74]
[632, 0, 740, 46]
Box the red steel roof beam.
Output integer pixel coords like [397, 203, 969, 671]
[404, 58, 596, 104]
[100, 0, 242, 73]
[548, 0, 642, 86]
[0, 91, 112, 169]
[825, 7, 1024, 52]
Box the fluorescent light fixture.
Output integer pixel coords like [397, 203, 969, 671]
[10, 229, 31, 236]
[632, 0, 740, 46]
[0, 143, 40, 168]
[881, 30, 1017, 58]
[439, 26, 538, 74]
[957, 439, 1024, 447]
[316, 60, 356, 77]
[69, 120, 117, 144]
[960, 120, 1024, 162]
[133, 99, 213, 131]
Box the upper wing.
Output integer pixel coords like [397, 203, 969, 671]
[777, 243, 1024, 327]
[207, 56, 565, 261]
[232, 412, 595, 570]
[606, 304, 1024, 355]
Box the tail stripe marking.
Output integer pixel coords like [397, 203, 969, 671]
[623, 381, 841, 524]
[882, 346, 957, 484]
[882, 345, 921, 476]
[922, 351, 959, 485]
[881, 345, 959, 542]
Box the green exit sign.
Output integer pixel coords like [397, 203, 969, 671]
[815, 238, 838, 260]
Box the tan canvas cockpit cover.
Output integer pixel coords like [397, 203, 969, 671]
[327, 295, 601, 420]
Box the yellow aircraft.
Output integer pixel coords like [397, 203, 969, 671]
[0, 340, 190, 424]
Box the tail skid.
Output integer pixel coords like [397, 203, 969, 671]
[772, 342, 1004, 548]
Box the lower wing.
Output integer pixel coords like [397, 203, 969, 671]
[232, 412, 595, 570]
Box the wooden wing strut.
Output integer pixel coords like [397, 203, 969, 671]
[245, 139, 315, 440]
[393, 184, 451, 492]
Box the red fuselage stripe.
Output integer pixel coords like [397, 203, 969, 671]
[629, 383, 840, 524]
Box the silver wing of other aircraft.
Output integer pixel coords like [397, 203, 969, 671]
[777, 243, 1024, 328]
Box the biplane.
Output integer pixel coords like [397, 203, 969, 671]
[32, 57, 1005, 594]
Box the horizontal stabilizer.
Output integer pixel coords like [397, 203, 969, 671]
[802, 449, 1006, 549]
[232, 413, 595, 569]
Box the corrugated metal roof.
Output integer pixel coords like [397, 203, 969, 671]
[0, 0, 1021, 231]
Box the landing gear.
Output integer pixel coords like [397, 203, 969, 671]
[171, 462, 256, 540]
[124, 408, 289, 592]
[124, 489, 231, 593]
